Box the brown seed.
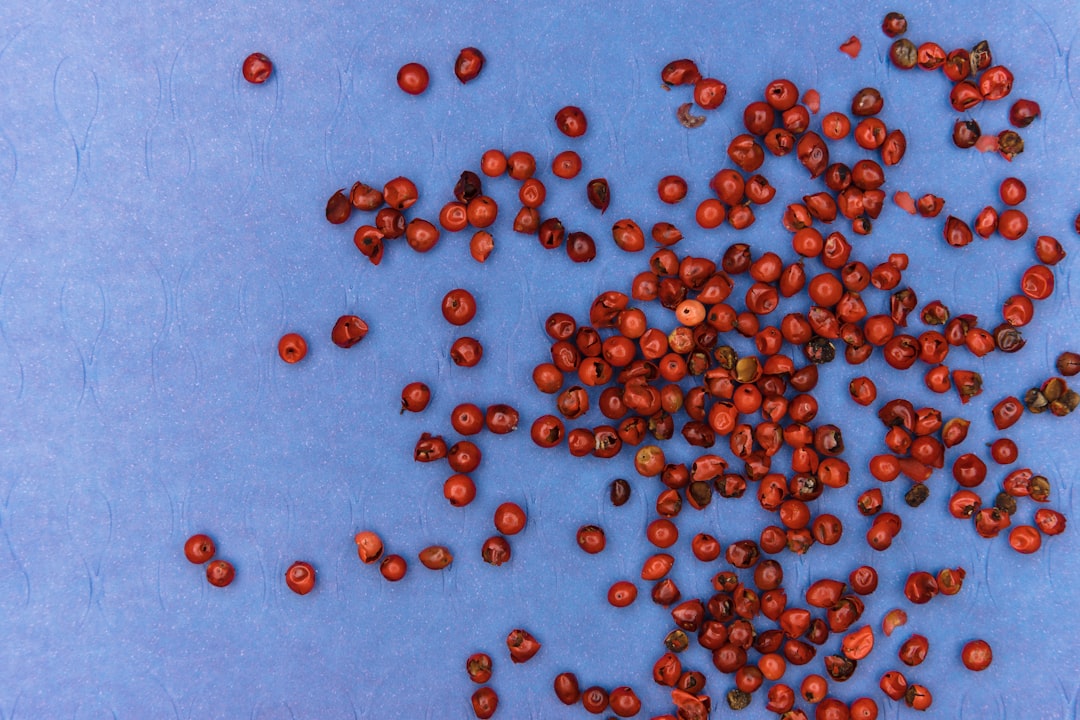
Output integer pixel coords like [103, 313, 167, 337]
[1024, 388, 1048, 413]
[610, 478, 632, 506]
[905, 484, 930, 508]
[677, 102, 706, 128]
[1056, 351, 1080, 377]
[727, 689, 751, 710]
[994, 492, 1017, 515]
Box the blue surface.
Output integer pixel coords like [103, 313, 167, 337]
[1, 1, 1079, 718]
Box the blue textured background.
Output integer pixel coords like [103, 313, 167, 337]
[1, 1, 1078, 718]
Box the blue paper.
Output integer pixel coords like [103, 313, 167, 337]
[0, 1, 1078, 718]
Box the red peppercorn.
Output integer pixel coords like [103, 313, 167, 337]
[551, 150, 582, 179]
[695, 78, 728, 109]
[903, 571, 939, 604]
[906, 684, 933, 711]
[206, 559, 235, 587]
[553, 672, 580, 705]
[450, 337, 484, 367]
[608, 580, 638, 607]
[331, 315, 368, 348]
[506, 628, 541, 663]
[441, 289, 477, 326]
[1009, 525, 1042, 553]
[608, 687, 641, 717]
[962, 639, 993, 670]
[481, 536, 511, 566]
[662, 58, 701, 86]
[325, 189, 352, 224]
[285, 561, 316, 595]
[1010, 98, 1041, 127]
[657, 175, 689, 204]
[494, 502, 527, 535]
[992, 396, 1023, 429]
[990, 438, 1018, 464]
[184, 534, 215, 564]
[471, 687, 498, 719]
[396, 62, 429, 95]
[277, 333, 307, 363]
[400, 382, 431, 413]
[577, 525, 606, 554]
[943, 216, 974, 247]
[898, 633, 929, 666]
[242, 53, 273, 84]
[554, 105, 587, 137]
[443, 474, 476, 507]
[466, 653, 493, 684]
[418, 545, 454, 570]
[354, 531, 384, 563]
[849, 565, 878, 595]
[379, 554, 407, 581]
[454, 47, 485, 83]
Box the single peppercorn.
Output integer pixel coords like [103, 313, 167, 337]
[610, 478, 632, 506]
[905, 484, 930, 507]
[664, 629, 690, 652]
[1057, 352, 1080, 377]
[994, 492, 1018, 515]
[727, 689, 751, 710]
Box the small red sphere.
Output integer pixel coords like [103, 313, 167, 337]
[397, 62, 430, 95]
[285, 561, 316, 595]
[278, 333, 308, 363]
[961, 639, 993, 670]
[331, 315, 368, 348]
[242, 53, 273, 84]
[184, 534, 216, 564]
[554, 106, 588, 137]
[206, 559, 235, 587]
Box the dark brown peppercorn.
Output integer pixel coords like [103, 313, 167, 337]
[994, 492, 1018, 515]
[1057, 352, 1080, 377]
[804, 336, 836, 364]
[1029, 476, 1051, 502]
[610, 478, 632, 506]
[952, 119, 981, 149]
[727, 688, 751, 710]
[881, 11, 908, 37]
[905, 484, 930, 508]
[1024, 387, 1048, 413]
[664, 629, 689, 653]
[890, 39, 917, 69]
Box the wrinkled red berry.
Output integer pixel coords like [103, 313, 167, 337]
[242, 53, 273, 84]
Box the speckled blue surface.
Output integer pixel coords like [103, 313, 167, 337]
[0, 1, 1078, 718]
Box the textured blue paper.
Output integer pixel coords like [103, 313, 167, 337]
[0, 1, 1078, 718]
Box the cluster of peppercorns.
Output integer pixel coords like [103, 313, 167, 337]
[217, 8, 1079, 718]
[1023, 351, 1080, 417]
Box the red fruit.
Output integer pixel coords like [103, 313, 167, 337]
[379, 554, 407, 581]
[454, 47, 485, 83]
[277, 333, 308, 363]
[331, 315, 368, 348]
[555, 106, 588, 137]
[418, 545, 454, 570]
[396, 62, 429, 95]
[471, 687, 498, 719]
[285, 561, 316, 595]
[442, 289, 478, 326]
[354, 531, 384, 564]
[242, 53, 273, 84]
[506, 628, 541, 663]
[184, 534, 215, 564]
[206, 559, 235, 587]
[466, 653, 492, 683]
[961, 639, 993, 670]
